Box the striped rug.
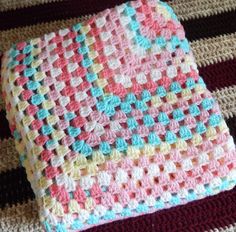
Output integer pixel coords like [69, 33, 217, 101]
[0, 0, 236, 231]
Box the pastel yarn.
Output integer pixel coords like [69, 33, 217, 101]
[1, 0, 236, 231]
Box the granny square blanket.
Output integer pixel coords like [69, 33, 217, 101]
[1, 0, 236, 231]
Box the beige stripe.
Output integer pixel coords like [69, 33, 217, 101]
[169, 0, 236, 21]
[213, 85, 236, 119]
[0, 138, 19, 172]
[0, 16, 91, 51]
[0, 101, 5, 111]
[0, 200, 42, 231]
[1, 85, 235, 173]
[191, 33, 236, 68]
[0, 0, 62, 12]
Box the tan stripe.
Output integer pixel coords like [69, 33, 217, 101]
[0, 16, 91, 51]
[0, 102, 5, 111]
[191, 33, 236, 68]
[0, 138, 19, 172]
[0, 0, 62, 12]
[0, 200, 42, 232]
[169, 0, 236, 21]
[213, 85, 236, 119]
[1, 85, 235, 173]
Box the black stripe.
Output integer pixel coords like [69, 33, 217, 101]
[0, 110, 12, 139]
[0, 0, 127, 31]
[226, 116, 236, 143]
[182, 10, 236, 41]
[0, 167, 34, 209]
[199, 59, 236, 91]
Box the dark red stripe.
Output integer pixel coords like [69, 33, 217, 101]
[0, 0, 127, 30]
[226, 116, 236, 144]
[0, 110, 11, 139]
[199, 59, 236, 91]
[0, 167, 34, 209]
[183, 10, 236, 41]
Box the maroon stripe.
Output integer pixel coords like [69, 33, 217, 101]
[0, 167, 34, 209]
[199, 59, 236, 91]
[183, 10, 236, 41]
[87, 187, 236, 232]
[226, 116, 236, 144]
[0, 0, 127, 30]
[0, 110, 11, 139]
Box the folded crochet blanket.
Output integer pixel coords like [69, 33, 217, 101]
[1, 0, 236, 231]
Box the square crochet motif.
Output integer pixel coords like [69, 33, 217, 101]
[1, 0, 236, 231]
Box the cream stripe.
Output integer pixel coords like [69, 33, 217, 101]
[0, 85, 235, 173]
[0, 101, 4, 111]
[0, 138, 19, 172]
[191, 33, 236, 67]
[0, 16, 91, 51]
[0, 200, 42, 231]
[213, 85, 236, 119]
[169, 0, 236, 21]
[0, 0, 62, 12]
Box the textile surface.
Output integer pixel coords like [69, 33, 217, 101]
[0, 0, 236, 231]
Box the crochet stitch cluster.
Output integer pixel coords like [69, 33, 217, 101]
[1, 0, 236, 231]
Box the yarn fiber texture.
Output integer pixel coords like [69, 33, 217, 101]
[1, 0, 236, 231]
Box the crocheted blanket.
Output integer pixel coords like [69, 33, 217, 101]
[0, 0, 236, 231]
